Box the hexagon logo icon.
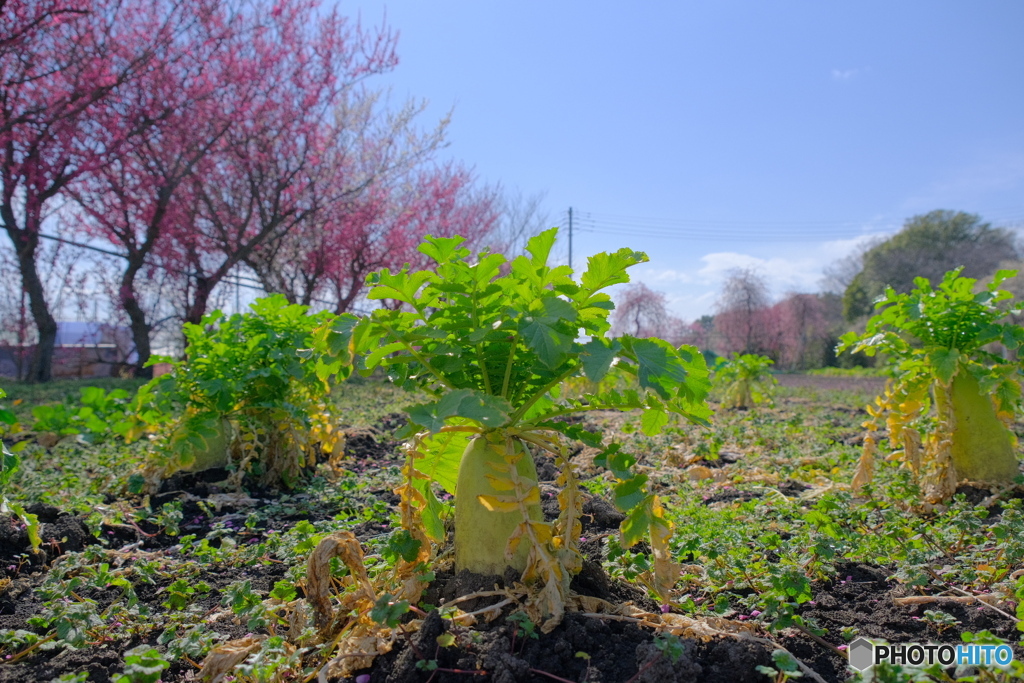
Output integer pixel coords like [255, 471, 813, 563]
[848, 637, 874, 671]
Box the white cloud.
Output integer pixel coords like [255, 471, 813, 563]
[617, 228, 899, 321]
[697, 252, 821, 293]
[818, 231, 892, 259]
[666, 289, 716, 315]
[831, 67, 862, 81]
[697, 252, 768, 279]
[632, 267, 693, 284]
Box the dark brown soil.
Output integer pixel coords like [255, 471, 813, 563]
[0, 504, 92, 570]
[1, 490, 1021, 683]
[364, 608, 775, 683]
[358, 554, 1022, 683]
[701, 479, 809, 505]
[0, 415, 1020, 682]
[0, 560, 288, 683]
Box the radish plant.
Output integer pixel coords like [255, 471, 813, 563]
[713, 353, 776, 410]
[344, 229, 712, 628]
[840, 268, 1024, 502]
[134, 295, 349, 490]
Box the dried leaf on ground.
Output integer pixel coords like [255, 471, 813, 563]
[306, 531, 375, 632]
[199, 636, 263, 683]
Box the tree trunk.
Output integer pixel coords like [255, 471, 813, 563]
[120, 262, 153, 378]
[2, 210, 57, 382]
[184, 276, 213, 326]
[26, 262, 58, 383]
[120, 187, 173, 377]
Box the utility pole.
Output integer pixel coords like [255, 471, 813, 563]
[568, 206, 573, 271]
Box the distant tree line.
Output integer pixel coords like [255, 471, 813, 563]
[612, 210, 1022, 370]
[836, 210, 1019, 321]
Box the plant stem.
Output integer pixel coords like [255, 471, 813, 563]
[379, 322, 458, 392]
[476, 345, 492, 394]
[793, 623, 846, 657]
[7, 633, 55, 664]
[469, 284, 493, 395]
[509, 365, 580, 423]
[500, 333, 519, 399]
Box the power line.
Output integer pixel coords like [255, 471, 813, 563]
[565, 210, 1024, 243]
[574, 208, 1024, 228]
[35, 232, 371, 314]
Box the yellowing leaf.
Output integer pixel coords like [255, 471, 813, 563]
[649, 496, 679, 601]
[521, 485, 541, 506]
[483, 474, 517, 491]
[477, 495, 521, 513]
[851, 438, 876, 492]
[505, 522, 527, 559]
[529, 521, 554, 544]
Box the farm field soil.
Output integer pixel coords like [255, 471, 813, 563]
[0, 376, 1022, 682]
[773, 374, 887, 395]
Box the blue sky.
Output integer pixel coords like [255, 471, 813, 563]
[343, 1, 1024, 319]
